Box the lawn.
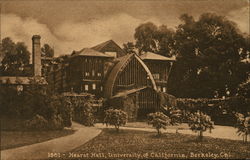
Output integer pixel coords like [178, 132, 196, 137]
[71, 128, 250, 159]
[1, 129, 75, 150]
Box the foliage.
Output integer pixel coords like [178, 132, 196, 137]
[161, 105, 183, 126]
[24, 114, 49, 130]
[147, 112, 171, 136]
[128, 13, 250, 98]
[67, 93, 98, 126]
[238, 81, 250, 98]
[234, 112, 250, 143]
[134, 22, 174, 56]
[49, 114, 64, 130]
[168, 13, 250, 98]
[123, 42, 136, 54]
[0, 84, 73, 130]
[188, 111, 214, 141]
[0, 37, 31, 76]
[104, 109, 128, 132]
[41, 44, 54, 57]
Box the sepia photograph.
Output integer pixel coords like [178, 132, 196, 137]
[0, 0, 249, 159]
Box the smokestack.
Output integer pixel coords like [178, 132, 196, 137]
[32, 35, 41, 76]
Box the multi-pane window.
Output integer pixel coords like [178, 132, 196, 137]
[85, 72, 90, 76]
[163, 87, 166, 93]
[92, 83, 96, 90]
[152, 73, 160, 80]
[84, 84, 89, 91]
[97, 73, 101, 77]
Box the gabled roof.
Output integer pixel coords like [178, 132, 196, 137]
[71, 48, 112, 58]
[91, 40, 126, 57]
[140, 52, 176, 61]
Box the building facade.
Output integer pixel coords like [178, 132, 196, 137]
[49, 39, 175, 120]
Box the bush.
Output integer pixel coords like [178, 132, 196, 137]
[25, 114, 49, 130]
[49, 115, 64, 130]
[104, 109, 128, 132]
[147, 112, 171, 136]
[188, 111, 214, 141]
[235, 112, 250, 143]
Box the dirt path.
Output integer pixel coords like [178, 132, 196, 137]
[1, 122, 101, 160]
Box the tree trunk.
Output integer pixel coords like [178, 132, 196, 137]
[115, 125, 119, 132]
[157, 129, 161, 136]
[198, 131, 203, 141]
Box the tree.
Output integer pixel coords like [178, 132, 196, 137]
[147, 112, 171, 136]
[134, 22, 174, 57]
[188, 111, 214, 141]
[168, 13, 250, 98]
[1, 37, 30, 76]
[235, 112, 250, 143]
[41, 44, 54, 57]
[238, 80, 250, 98]
[104, 109, 128, 132]
[123, 42, 136, 54]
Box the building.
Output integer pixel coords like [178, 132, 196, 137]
[49, 39, 175, 120]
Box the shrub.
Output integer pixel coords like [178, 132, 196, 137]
[235, 112, 250, 143]
[81, 102, 96, 126]
[104, 109, 128, 132]
[147, 112, 171, 136]
[188, 111, 214, 141]
[162, 105, 183, 125]
[49, 115, 64, 130]
[25, 114, 49, 130]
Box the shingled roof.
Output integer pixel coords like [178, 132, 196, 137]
[91, 40, 126, 57]
[140, 52, 176, 61]
[71, 48, 112, 58]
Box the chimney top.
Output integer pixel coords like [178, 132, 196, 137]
[32, 35, 41, 40]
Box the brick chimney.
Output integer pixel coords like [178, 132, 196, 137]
[32, 35, 41, 76]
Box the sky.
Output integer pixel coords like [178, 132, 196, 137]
[0, 0, 249, 57]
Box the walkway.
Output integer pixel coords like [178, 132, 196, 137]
[95, 122, 245, 141]
[1, 122, 101, 160]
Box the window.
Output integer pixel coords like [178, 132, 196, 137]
[163, 87, 166, 93]
[100, 86, 103, 91]
[157, 86, 161, 91]
[92, 70, 95, 76]
[97, 73, 101, 77]
[85, 72, 90, 76]
[92, 83, 96, 90]
[152, 73, 160, 80]
[105, 52, 117, 58]
[84, 84, 89, 91]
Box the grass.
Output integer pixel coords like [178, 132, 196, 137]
[1, 129, 75, 150]
[72, 128, 250, 159]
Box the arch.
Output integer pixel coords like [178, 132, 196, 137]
[104, 53, 156, 98]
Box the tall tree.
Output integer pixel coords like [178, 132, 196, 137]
[41, 44, 54, 57]
[0, 37, 30, 76]
[122, 42, 136, 54]
[134, 22, 174, 57]
[168, 13, 250, 98]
